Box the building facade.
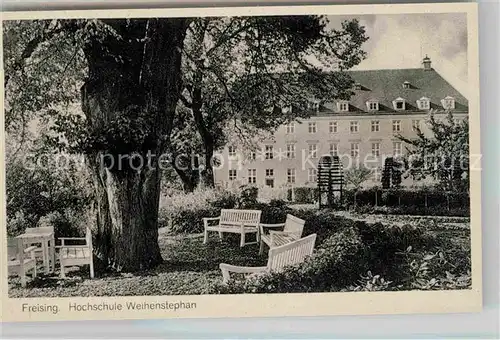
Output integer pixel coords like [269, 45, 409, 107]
[214, 57, 469, 189]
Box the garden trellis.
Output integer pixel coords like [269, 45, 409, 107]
[317, 155, 344, 209]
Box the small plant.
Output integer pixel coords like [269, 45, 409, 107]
[397, 246, 471, 290]
[344, 271, 393, 292]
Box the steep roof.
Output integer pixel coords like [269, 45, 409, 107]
[317, 67, 468, 116]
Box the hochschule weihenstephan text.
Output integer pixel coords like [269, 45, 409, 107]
[68, 300, 197, 312]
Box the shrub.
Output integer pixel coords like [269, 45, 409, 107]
[237, 186, 259, 208]
[209, 216, 465, 294]
[257, 199, 293, 224]
[209, 226, 364, 294]
[288, 187, 318, 204]
[342, 271, 394, 292]
[6, 151, 92, 237]
[395, 247, 471, 290]
[43, 208, 93, 239]
[355, 222, 439, 279]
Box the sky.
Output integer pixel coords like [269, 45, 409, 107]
[327, 13, 469, 98]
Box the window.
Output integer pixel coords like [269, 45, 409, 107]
[249, 151, 257, 161]
[308, 122, 317, 133]
[403, 81, 411, 89]
[350, 121, 359, 133]
[371, 142, 380, 157]
[393, 142, 402, 156]
[393, 97, 406, 111]
[248, 169, 257, 184]
[265, 145, 274, 160]
[287, 168, 296, 184]
[441, 96, 455, 110]
[308, 101, 320, 112]
[265, 169, 274, 177]
[350, 143, 359, 157]
[417, 97, 430, 110]
[265, 178, 274, 188]
[228, 169, 237, 181]
[286, 122, 295, 134]
[337, 101, 349, 112]
[329, 143, 338, 156]
[329, 121, 338, 133]
[308, 168, 318, 183]
[286, 143, 296, 159]
[366, 100, 379, 111]
[392, 120, 401, 132]
[281, 105, 292, 114]
[308, 144, 318, 158]
[371, 120, 380, 132]
[228, 145, 237, 157]
[412, 119, 421, 131]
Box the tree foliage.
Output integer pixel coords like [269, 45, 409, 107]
[397, 111, 469, 192]
[3, 16, 368, 272]
[345, 165, 372, 189]
[177, 16, 368, 188]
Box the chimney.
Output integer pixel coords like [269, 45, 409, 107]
[422, 55, 432, 70]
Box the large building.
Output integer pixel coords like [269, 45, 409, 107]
[214, 56, 469, 189]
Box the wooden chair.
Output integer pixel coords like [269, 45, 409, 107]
[259, 214, 305, 255]
[58, 227, 94, 278]
[7, 238, 38, 288]
[203, 209, 262, 247]
[219, 233, 317, 283]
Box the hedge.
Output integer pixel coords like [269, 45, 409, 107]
[343, 188, 469, 209]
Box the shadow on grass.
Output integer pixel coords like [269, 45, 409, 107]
[159, 233, 267, 273]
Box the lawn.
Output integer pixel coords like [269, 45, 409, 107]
[8, 214, 471, 298]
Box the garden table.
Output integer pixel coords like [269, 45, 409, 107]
[15, 230, 55, 274]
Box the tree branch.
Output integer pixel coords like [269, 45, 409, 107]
[4, 22, 69, 88]
[179, 94, 193, 109]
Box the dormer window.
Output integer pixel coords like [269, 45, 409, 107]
[354, 82, 362, 90]
[403, 81, 411, 89]
[441, 96, 455, 110]
[337, 100, 349, 112]
[308, 100, 320, 112]
[366, 100, 379, 111]
[281, 104, 292, 114]
[392, 97, 406, 111]
[417, 97, 430, 110]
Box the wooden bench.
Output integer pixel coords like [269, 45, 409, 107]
[219, 233, 317, 283]
[58, 227, 94, 278]
[259, 214, 305, 255]
[7, 238, 38, 288]
[203, 209, 262, 247]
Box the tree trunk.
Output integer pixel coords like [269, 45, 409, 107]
[80, 19, 189, 272]
[171, 157, 199, 193]
[191, 82, 216, 189]
[200, 141, 215, 188]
